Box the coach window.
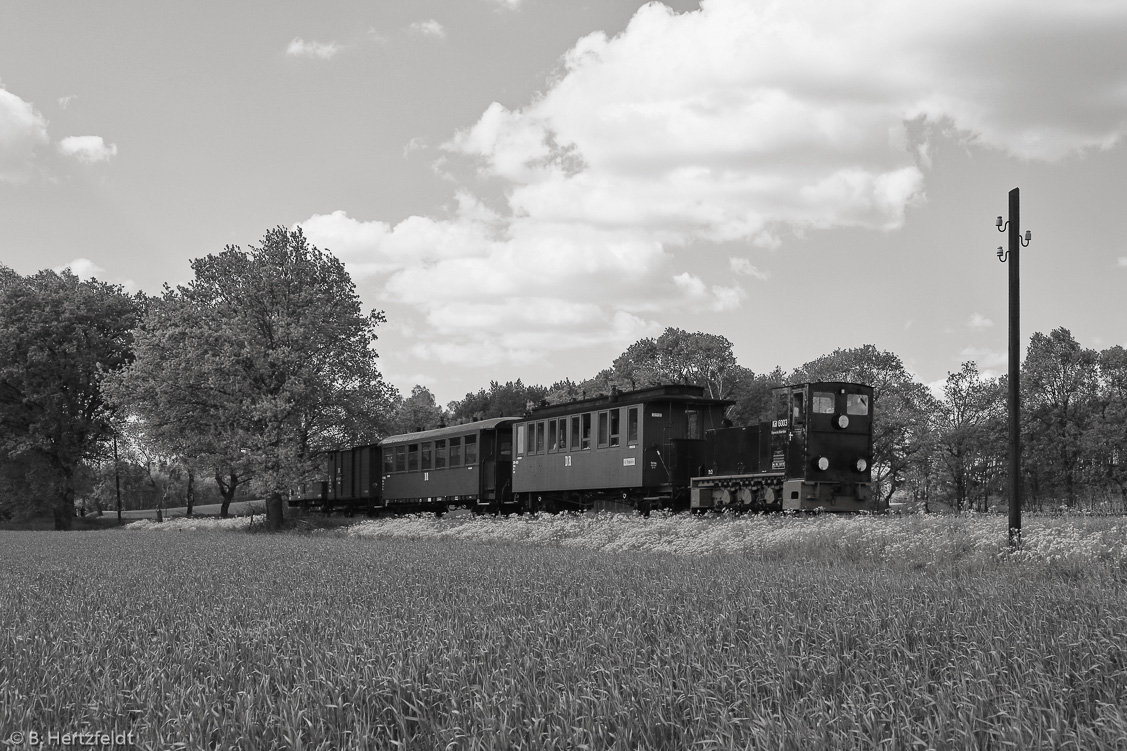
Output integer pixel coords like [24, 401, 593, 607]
[435, 439, 447, 468]
[686, 410, 700, 439]
[557, 418, 568, 450]
[526, 423, 535, 455]
[421, 442, 433, 470]
[627, 406, 639, 445]
[450, 437, 462, 467]
[571, 416, 581, 450]
[609, 409, 620, 447]
[812, 392, 835, 414]
[548, 420, 557, 454]
[847, 394, 870, 415]
[581, 413, 592, 449]
[383, 451, 395, 474]
[464, 435, 478, 464]
[535, 422, 545, 454]
[597, 411, 609, 448]
[408, 444, 419, 472]
[515, 425, 526, 457]
[395, 445, 406, 473]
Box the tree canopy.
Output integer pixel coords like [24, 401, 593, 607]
[107, 227, 392, 527]
[0, 267, 141, 528]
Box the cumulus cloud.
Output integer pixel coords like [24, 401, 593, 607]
[0, 84, 49, 183]
[307, 0, 1127, 368]
[51, 258, 137, 291]
[409, 20, 447, 39]
[968, 313, 994, 329]
[53, 258, 105, 279]
[730, 257, 768, 280]
[58, 135, 117, 164]
[286, 37, 341, 59]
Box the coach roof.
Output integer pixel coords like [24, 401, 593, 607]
[380, 417, 522, 448]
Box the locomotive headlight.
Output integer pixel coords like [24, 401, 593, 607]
[856, 458, 868, 472]
[816, 456, 830, 471]
[835, 414, 850, 429]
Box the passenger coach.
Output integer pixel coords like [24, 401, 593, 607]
[511, 384, 732, 512]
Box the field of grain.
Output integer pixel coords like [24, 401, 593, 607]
[2, 514, 1126, 750]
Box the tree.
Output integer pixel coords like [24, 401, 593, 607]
[726, 366, 788, 425]
[934, 362, 1005, 511]
[448, 380, 547, 422]
[612, 328, 739, 398]
[0, 267, 141, 529]
[1022, 328, 1099, 509]
[1091, 345, 1127, 508]
[110, 227, 392, 529]
[791, 345, 936, 505]
[388, 385, 445, 434]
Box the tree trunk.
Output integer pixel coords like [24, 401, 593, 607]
[185, 467, 195, 517]
[53, 465, 76, 531]
[216, 472, 239, 518]
[266, 491, 284, 531]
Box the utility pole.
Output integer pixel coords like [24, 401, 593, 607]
[997, 187, 1031, 546]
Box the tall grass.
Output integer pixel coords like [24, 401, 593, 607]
[2, 514, 1125, 749]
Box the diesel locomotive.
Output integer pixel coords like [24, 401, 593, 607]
[293, 381, 882, 514]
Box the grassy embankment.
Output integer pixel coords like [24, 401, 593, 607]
[2, 513, 1125, 750]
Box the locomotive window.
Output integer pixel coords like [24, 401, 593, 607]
[515, 426, 525, 457]
[686, 410, 700, 439]
[597, 411, 609, 448]
[571, 415, 581, 451]
[812, 393, 835, 414]
[536, 422, 545, 453]
[609, 409, 620, 447]
[450, 437, 462, 467]
[408, 444, 419, 472]
[395, 446, 406, 473]
[421, 442, 433, 470]
[548, 420, 557, 453]
[557, 418, 568, 450]
[627, 406, 639, 445]
[792, 393, 805, 424]
[776, 393, 789, 420]
[847, 394, 870, 415]
[435, 439, 447, 468]
[581, 413, 592, 449]
[464, 435, 477, 464]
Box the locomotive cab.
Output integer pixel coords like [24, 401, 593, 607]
[775, 382, 877, 510]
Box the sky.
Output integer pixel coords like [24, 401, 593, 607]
[2, 0, 1127, 406]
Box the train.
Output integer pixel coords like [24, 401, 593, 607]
[291, 381, 882, 515]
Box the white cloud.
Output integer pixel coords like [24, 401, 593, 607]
[57, 94, 77, 110]
[968, 313, 994, 329]
[53, 258, 105, 279]
[959, 346, 1007, 370]
[1118, 257, 1127, 268]
[286, 37, 341, 59]
[0, 84, 49, 184]
[52, 258, 137, 291]
[308, 0, 1127, 369]
[492, 0, 522, 9]
[409, 20, 447, 39]
[730, 257, 768, 280]
[58, 135, 117, 164]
